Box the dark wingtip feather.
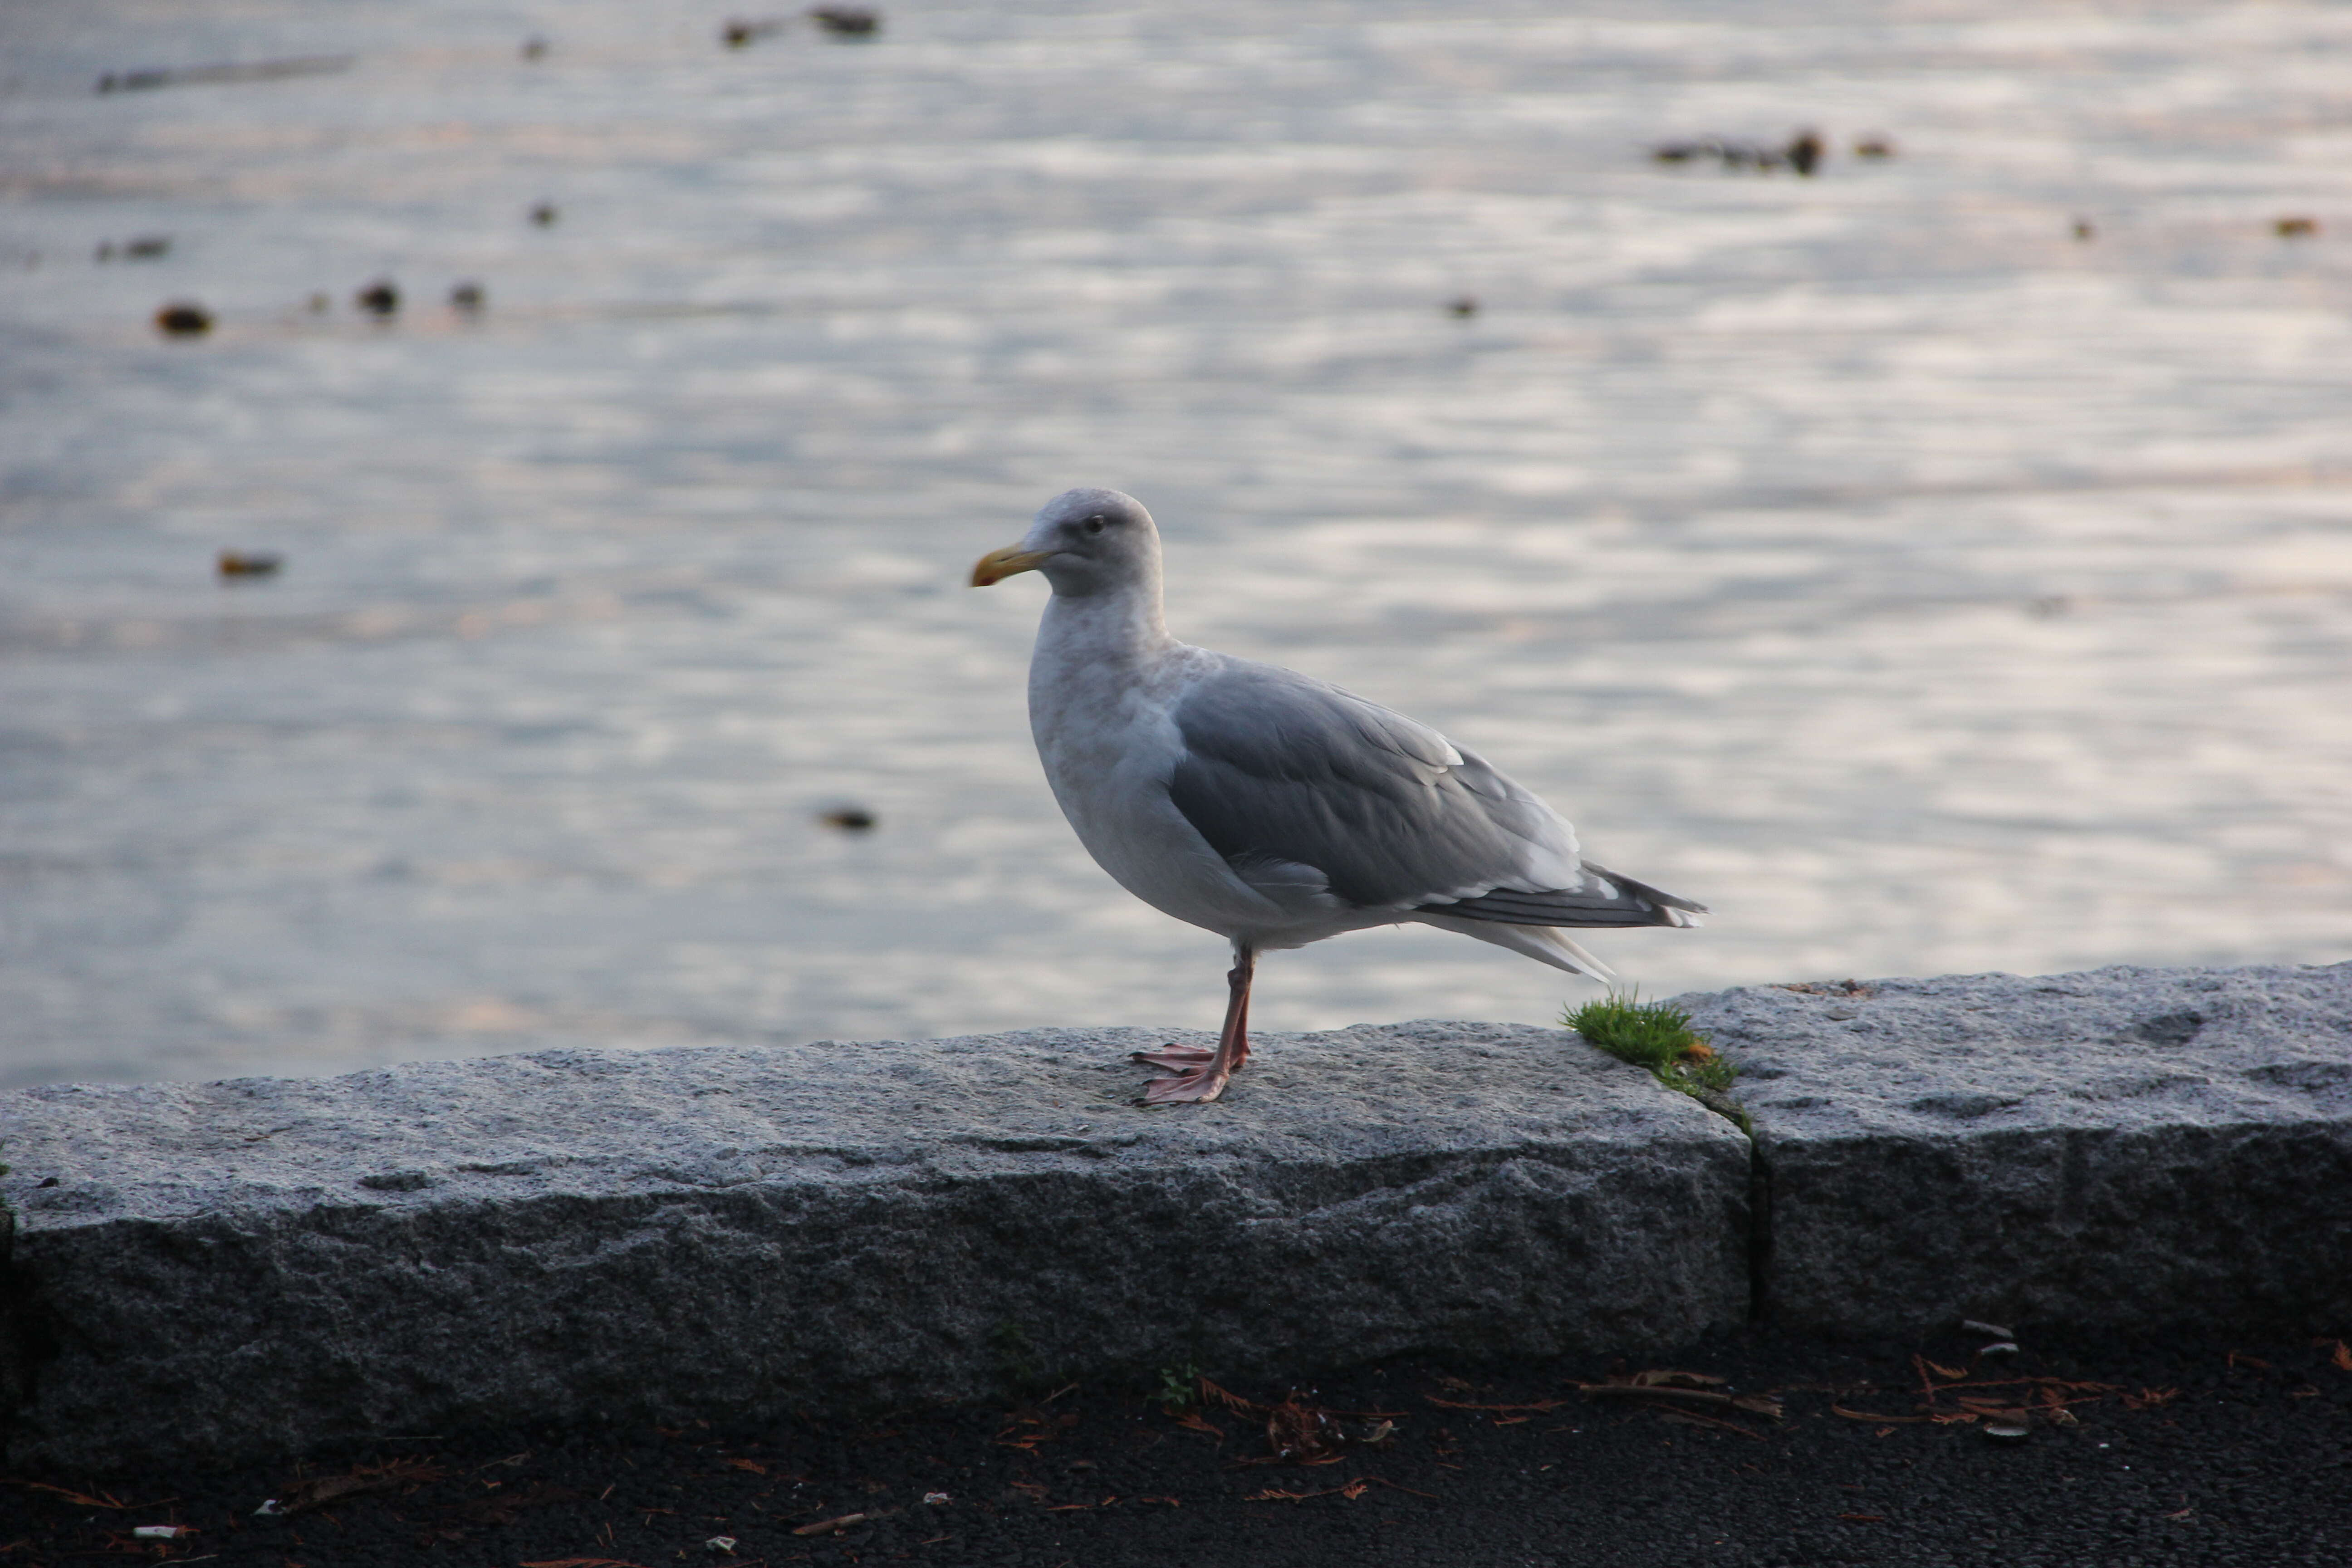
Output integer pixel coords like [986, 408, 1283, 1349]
[1583, 861, 1710, 915]
[1415, 862, 1707, 930]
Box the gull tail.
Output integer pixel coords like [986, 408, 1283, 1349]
[1412, 913, 1618, 982]
[1417, 861, 1708, 931]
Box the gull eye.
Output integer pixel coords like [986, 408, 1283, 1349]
[1083, 514, 1108, 536]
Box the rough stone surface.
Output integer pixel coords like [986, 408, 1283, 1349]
[0, 1022, 1748, 1471]
[1682, 961, 2352, 1336]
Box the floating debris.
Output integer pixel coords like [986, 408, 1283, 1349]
[705, 1536, 738, 1553]
[131, 1526, 195, 1541]
[154, 301, 212, 337]
[355, 278, 399, 316]
[810, 6, 882, 36]
[218, 551, 283, 578]
[1446, 296, 1478, 318]
[2073, 218, 2097, 241]
[1961, 1319, 2016, 1339]
[98, 55, 351, 93]
[521, 36, 549, 60]
[2274, 216, 2319, 238]
[1983, 1418, 2032, 1441]
[1979, 1341, 2022, 1357]
[723, 17, 788, 48]
[450, 281, 486, 313]
[1853, 135, 1896, 159]
[100, 235, 172, 261]
[922, 1491, 951, 1505]
[306, 291, 330, 313]
[1650, 135, 1814, 174]
[819, 806, 877, 833]
[530, 201, 559, 227]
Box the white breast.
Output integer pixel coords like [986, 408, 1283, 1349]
[1027, 629, 1269, 936]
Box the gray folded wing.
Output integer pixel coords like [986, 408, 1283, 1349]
[1432, 865, 1707, 927]
[1164, 660, 1704, 926]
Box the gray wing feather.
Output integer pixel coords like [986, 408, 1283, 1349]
[1432, 863, 1708, 928]
[1165, 662, 1703, 927]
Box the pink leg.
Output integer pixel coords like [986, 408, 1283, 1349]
[1132, 945, 1255, 1104]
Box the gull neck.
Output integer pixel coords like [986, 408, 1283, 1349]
[1036, 569, 1171, 667]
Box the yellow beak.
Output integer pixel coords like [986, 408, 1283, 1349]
[971, 545, 1053, 587]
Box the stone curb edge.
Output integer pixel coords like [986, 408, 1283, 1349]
[0, 960, 2345, 1470]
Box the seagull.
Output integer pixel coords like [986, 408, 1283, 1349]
[972, 488, 1705, 1104]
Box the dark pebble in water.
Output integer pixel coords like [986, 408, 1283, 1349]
[154, 301, 212, 337]
[530, 202, 559, 226]
[819, 808, 877, 833]
[217, 551, 283, 578]
[355, 279, 399, 316]
[1447, 296, 1477, 318]
[1787, 128, 1823, 176]
[810, 6, 881, 36]
[450, 281, 486, 312]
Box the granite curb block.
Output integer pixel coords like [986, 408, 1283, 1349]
[0, 1022, 1749, 1471]
[1680, 960, 2352, 1338]
[4, 961, 2346, 1473]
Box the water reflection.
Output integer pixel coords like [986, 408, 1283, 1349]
[1, 0, 2347, 1087]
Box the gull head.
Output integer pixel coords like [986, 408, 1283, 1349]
[971, 487, 1159, 598]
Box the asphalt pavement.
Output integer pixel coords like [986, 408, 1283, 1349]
[6, 1326, 2347, 1566]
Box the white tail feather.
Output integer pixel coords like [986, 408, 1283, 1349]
[1412, 913, 1617, 981]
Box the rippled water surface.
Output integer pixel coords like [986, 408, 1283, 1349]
[4, 0, 2350, 1087]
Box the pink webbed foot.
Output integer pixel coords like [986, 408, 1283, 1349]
[1139, 1063, 1232, 1104]
[1134, 943, 1254, 1107]
[1129, 1044, 1214, 1072]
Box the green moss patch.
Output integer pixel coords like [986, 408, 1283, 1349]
[1565, 994, 1748, 1131]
